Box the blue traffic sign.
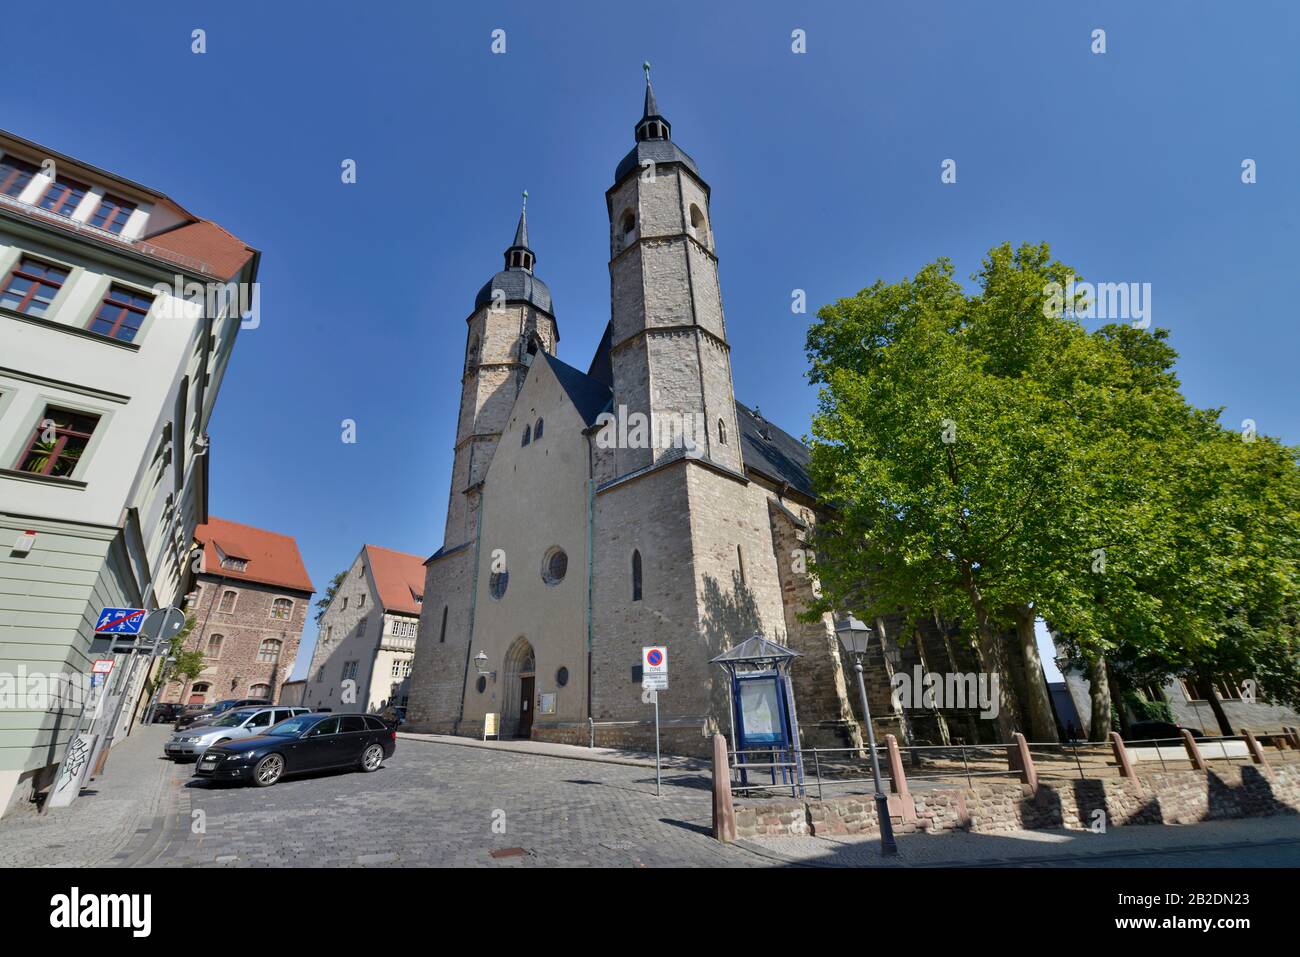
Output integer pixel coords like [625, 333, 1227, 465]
[95, 607, 146, 635]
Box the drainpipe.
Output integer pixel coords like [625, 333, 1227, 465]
[584, 433, 596, 729]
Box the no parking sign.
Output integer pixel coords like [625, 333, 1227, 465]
[642, 646, 667, 691]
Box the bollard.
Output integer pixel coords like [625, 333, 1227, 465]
[1012, 732, 1038, 793]
[1182, 729, 1206, 771]
[1242, 729, 1272, 777]
[711, 733, 737, 843]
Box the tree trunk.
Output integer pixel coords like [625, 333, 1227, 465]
[1196, 667, 1235, 736]
[1107, 666, 1132, 737]
[959, 564, 1020, 742]
[1013, 605, 1059, 742]
[1086, 654, 1112, 742]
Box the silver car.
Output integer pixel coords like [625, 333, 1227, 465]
[164, 706, 309, 761]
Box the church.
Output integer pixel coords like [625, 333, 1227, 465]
[405, 72, 990, 755]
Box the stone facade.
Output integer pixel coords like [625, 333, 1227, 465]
[302, 544, 423, 713]
[406, 80, 991, 757]
[163, 576, 309, 706]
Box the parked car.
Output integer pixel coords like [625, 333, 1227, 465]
[165, 706, 310, 761]
[1123, 720, 1205, 742]
[174, 698, 270, 731]
[194, 713, 397, 787]
[151, 703, 184, 724]
[378, 706, 406, 729]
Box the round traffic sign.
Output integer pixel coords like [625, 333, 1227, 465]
[647, 649, 663, 667]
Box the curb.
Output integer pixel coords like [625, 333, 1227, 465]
[397, 733, 709, 772]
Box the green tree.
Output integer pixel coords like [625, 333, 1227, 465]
[315, 571, 347, 625]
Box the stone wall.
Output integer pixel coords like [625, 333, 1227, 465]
[164, 576, 309, 705]
[732, 763, 1300, 840]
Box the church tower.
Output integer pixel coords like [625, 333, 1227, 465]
[444, 195, 558, 547]
[604, 65, 743, 476]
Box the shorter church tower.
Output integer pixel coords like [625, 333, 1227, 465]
[443, 195, 559, 547]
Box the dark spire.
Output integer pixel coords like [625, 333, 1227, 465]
[643, 61, 659, 118]
[635, 61, 670, 142]
[503, 190, 534, 271]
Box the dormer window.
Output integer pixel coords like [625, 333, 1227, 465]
[89, 194, 135, 234]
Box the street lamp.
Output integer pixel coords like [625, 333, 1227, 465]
[835, 614, 898, 857]
[473, 652, 496, 681]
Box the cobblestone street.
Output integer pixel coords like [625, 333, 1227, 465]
[4, 725, 1300, 868]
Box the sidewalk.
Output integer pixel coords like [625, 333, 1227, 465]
[0, 724, 176, 868]
[398, 731, 708, 770]
[742, 814, 1300, 867]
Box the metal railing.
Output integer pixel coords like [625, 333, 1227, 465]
[729, 732, 1299, 802]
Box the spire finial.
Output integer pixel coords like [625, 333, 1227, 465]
[522, 189, 528, 212]
[643, 60, 651, 83]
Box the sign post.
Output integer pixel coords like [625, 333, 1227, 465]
[642, 646, 668, 797]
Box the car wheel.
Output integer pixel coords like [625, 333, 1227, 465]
[252, 754, 284, 787]
[360, 744, 384, 772]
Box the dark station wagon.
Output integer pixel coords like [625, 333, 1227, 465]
[194, 712, 397, 787]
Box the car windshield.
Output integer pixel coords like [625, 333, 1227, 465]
[211, 709, 258, 728]
[265, 715, 315, 736]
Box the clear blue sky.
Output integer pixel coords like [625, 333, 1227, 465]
[5, 2, 1297, 679]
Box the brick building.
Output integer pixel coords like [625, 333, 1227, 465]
[162, 517, 313, 706]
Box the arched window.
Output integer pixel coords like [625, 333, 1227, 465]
[439, 605, 448, 643]
[718, 418, 727, 445]
[522, 424, 531, 447]
[270, 597, 292, 620]
[631, 549, 643, 602]
[206, 634, 224, 658]
[218, 589, 237, 613]
[689, 204, 709, 246]
[257, 638, 282, 663]
[619, 209, 636, 242]
[188, 682, 210, 705]
[737, 545, 746, 586]
[534, 417, 544, 440]
[248, 683, 271, 699]
[490, 569, 509, 600]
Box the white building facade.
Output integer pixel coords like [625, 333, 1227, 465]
[0, 130, 258, 816]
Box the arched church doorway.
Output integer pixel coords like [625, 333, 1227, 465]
[504, 637, 536, 739]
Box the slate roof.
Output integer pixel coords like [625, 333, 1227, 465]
[543, 352, 613, 426]
[586, 321, 614, 388]
[614, 139, 700, 184]
[474, 268, 553, 314]
[735, 401, 814, 498]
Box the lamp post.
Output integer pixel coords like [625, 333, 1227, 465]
[835, 615, 898, 856]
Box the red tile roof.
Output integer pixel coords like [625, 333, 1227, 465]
[142, 220, 256, 281]
[197, 517, 314, 594]
[363, 545, 426, 615]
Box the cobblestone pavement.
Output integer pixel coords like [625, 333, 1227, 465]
[7, 725, 1300, 868]
[0, 724, 174, 867]
[115, 735, 763, 867]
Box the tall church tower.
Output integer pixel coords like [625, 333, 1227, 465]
[443, 195, 558, 547]
[605, 65, 743, 476]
